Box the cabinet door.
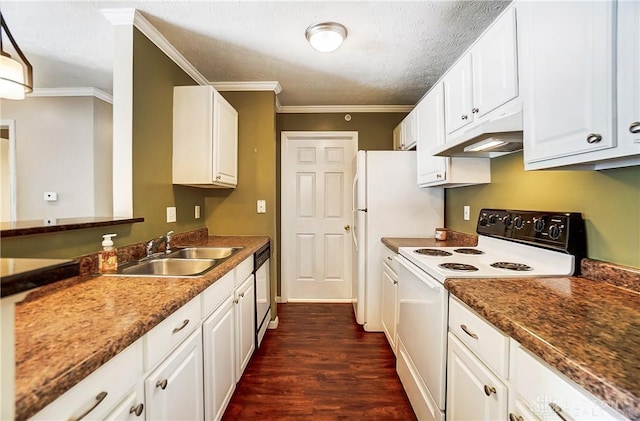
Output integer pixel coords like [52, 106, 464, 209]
[447, 334, 508, 421]
[444, 55, 473, 134]
[472, 7, 518, 118]
[213, 91, 238, 185]
[521, 1, 615, 165]
[235, 275, 255, 380]
[145, 330, 204, 421]
[618, 0, 640, 147]
[203, 295, 236, 421]
[104, 382, 145, 421]
[393, 123, 403, 151]
[381, 263, 398, 353]
[416, 83, 448, 186]
[403, 110, 418, 150]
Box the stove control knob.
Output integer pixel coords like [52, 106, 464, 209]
[533, 218, 545, 232]
[503, 215, 513, 227]
[513, 216, 525, 230]
[548, 224, 562, 240]
[479, 216, 489, 227]
[488, 214, 497, 224]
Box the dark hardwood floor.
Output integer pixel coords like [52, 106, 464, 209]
[223, 303, 416, 420]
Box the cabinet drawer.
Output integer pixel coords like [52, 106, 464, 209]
[145, 296, 201, 370]
[235, 256, 253, 288]
[512, 342, 625, 421]
[202, 269, 235, 319]
[449, 297, 509, 378]
[382, 246, 398, 273]
[31, 339, 143, 421]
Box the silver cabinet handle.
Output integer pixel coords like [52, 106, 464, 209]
[172, 319, 189, 334]
[461, 114, 469, 120]
[69, 391, 107, 421]
[509, 413, 524, 421]
[460, 324, 478, 339]
[393, 280, 398, 285]
[387, 256, 393, 261]
[156, 379, 168, 390]
[129, 403, 144, 417]
[586, 133, 602, 144]
[436, 174, 442, 178]
[472, 107, 479, 114]
[483, 385, 496, 396]
[234, 298, 239, 304]
[216, 175, 221, 180]
[549, 402, 569, 421]
[630, 122, 640, 134]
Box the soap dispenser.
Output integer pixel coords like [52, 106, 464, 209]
[99, 234, 118, 273]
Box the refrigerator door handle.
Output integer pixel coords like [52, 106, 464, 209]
[351, 174, 359, 251]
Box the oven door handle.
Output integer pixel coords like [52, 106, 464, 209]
[396, 256, 442, 290]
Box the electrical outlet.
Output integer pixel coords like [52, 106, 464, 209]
[464, 205, 470, 221]
[167, 206, 177, 223]
[257, 200, 266, 214]
[195, 205, 201, 219]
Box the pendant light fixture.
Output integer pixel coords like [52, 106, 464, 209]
[1, 13, 33, 100]
[305, 22, 347, 53]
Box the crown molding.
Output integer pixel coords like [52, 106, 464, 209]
[212, 81, 282, 95]
[28, 88, 113, 104]
[102, 8, 209, 86]
[277, 104, 413, 114]
[275, 96, 283, 113]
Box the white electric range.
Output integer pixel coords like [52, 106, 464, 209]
[394, 209, 586, 421]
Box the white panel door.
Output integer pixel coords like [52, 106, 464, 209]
[282, 132, 357, 301]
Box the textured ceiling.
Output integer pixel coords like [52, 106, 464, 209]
[1, 1, 510, 106]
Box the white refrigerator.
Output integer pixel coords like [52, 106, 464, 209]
[352, 150, 444, 332]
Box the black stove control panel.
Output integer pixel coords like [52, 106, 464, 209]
[476, 209, 585, 259]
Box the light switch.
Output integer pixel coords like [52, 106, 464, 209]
[44, 192, 58, 201]
[167, 206, 177, 223]
[195, 205, 201, 219]
[257, 200, 266, 214]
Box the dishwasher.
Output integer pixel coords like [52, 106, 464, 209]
[254, 243, 271, 347]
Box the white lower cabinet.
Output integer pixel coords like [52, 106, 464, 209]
[235, 273, 255, 380]
[381, 247, 398, 354]
[144, 329, 204, 421]
[202, 295, 236, 421]
[447, 333, 508, 420]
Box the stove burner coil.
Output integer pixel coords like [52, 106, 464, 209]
[491, 262, 533, 271]
[414, 248, 453, 257]
[454, 248, 485, 255]
[438, 263, 479, 271]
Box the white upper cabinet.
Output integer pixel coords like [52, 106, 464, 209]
[618, 1, 640, 151]
[444, 7, 519, 137]
[520, 0, 640, 170]
[417, 83, 491, 188]
[173, 85, 238, 187]
[393, 109, 418, 151]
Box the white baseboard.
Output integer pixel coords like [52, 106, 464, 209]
[268, 316, 279, 329]
[285, 298, 353, 303]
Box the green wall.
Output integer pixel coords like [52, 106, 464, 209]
[276, 112, 406, 151]
[446, 152, 640, 268]
[1, 28, 207, 258]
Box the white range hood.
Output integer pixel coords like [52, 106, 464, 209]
[432, 102, 523, 158]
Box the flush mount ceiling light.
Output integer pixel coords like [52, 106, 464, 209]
[0, 13, 33, 100]
[305, 22, 347, 53]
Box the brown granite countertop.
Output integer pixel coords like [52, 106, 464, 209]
[381, 230, 477, 253]
[14, 235, 269, 421]
[446, 267, 640, 420]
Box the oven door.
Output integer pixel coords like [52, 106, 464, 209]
[396, 255, 448, 417]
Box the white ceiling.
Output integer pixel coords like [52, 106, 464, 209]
[1, 1, 510, 107]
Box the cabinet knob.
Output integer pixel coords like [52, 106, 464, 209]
[436, 174, 442, 179]
[472, 107, 479, 114]
[234, 298, 239, 304]
[216, 175, 221, 180]
[461, 114, 468, 120]
[483, 385, 496, 396]
[344, 224, 351, 231]
[129, 403, 144, 417]
[172, 319, 189, 334]
[509, 414, 524, 421]
[69, 391, 108, 421]
[586, 133, 602, 144]
[630, 122, 640, 134]
[156, 379, 168, 390]
[393, 280, 398, 285]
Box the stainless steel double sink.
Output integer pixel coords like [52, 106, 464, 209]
[109, 247, 242, 277]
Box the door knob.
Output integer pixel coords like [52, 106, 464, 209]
[344, 225, 351, 231]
